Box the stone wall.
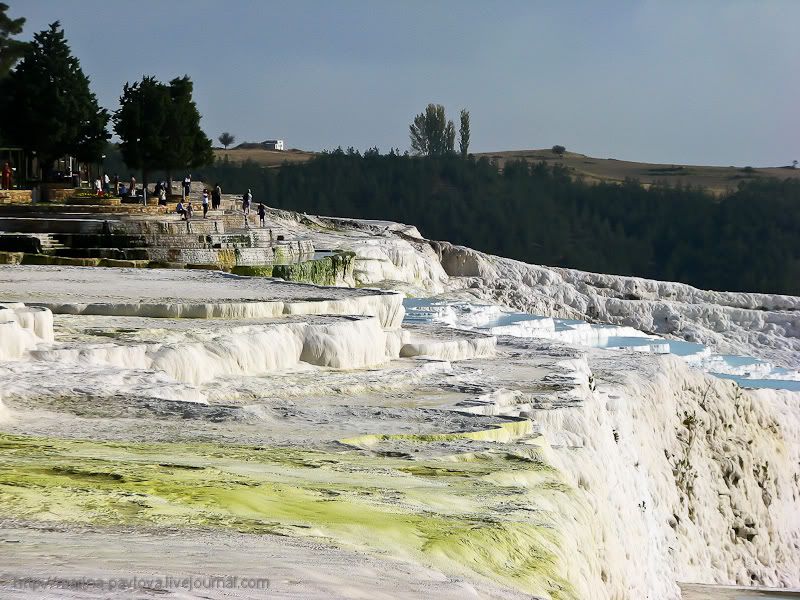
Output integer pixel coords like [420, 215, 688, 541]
[0, 190, 32, 204]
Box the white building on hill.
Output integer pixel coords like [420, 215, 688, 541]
[263, 140, 284, 151]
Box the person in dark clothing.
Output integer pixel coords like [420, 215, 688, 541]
[257, 203, 266, 227]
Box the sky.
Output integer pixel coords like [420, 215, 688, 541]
[14, 0, 800, 166]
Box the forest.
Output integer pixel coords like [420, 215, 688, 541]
[107, 149, 800, 295]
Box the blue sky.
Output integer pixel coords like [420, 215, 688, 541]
[15, 0, 800, 166]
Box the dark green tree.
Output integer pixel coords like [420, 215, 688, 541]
[459, 109, 470, 158]
[162, 76, 213, 180]
[409, 103, 455, 156]
[218, 131, 235, 149]
[0, 22, 109, 172]
[0, 2, 27, 78]
[113, 76, 171, 192]
[114, 75, 213, 192]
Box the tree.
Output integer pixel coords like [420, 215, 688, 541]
[409, 103, 455, 156]
[0, 22, 109, 173]
[551, 145, 566, 156]
[0, 2, 28, 78]
[218, 132, 235, 149]
[114, 76, 171, 191]
[114, 75, 213, 192]
[459, 109, 470, 158]
[161, 76, 214, 181]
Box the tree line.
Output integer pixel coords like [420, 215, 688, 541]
[192, 151, 800, 295]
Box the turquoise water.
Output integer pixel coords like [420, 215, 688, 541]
[403, 298, 799, 392]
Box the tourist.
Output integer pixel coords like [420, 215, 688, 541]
[94, 177, 102, 195]
[113, 174, 119, 195]
[159, 185, 167, 206]
[103, 173, 111, 193]
[258, 203, 266, 227]
[176, 200, 186, 218]
[186, 201, 194, 220]
[202, 188, 209, 218]
[243, 189, 252, 215]
[129, 175, 136, 198]
[183, 174, 191, 201]
[212, 184, 221, 210]
[1, 161, 11, 190]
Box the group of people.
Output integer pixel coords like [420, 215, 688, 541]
[93, 173, 120, 195]
[175, 179, 223, 221]
[168, 177, 267, 226]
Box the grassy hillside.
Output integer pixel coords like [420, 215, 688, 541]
[476, 149, 800, 195]
[212, 146, 800, 194]
[213, 147, 316, 167]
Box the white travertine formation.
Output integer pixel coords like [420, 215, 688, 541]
[0, 210, 798, 599]
[0, 266, 405, 329]
[0, 303, 53, 360]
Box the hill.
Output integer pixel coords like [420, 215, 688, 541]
[213, 147, 316, 167]
[476, 149, 800, 195]
[212, 146, 800, 193]
[196, 152, 800, 295]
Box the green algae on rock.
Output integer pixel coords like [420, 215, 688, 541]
[232, 252, 356, 286]
[0, 433, 575, 598]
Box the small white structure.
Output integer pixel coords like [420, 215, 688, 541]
[263, 139, 284, 151]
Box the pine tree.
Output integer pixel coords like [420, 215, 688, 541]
[114, 75, 213, 192]
[162, 76, 214, 182]
[0, 22, 109, 171]
[0, 2, 27, 78]
[113, 76, 171, 192]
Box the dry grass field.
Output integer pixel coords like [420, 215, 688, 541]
[476, 149, 800, 195]
[213, 147, 317, 167]
[212, 146, 800, 195]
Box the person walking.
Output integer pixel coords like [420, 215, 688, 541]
[113, 174, 120, 196]
[202, 188, 209, 218]
[212, 184, 221, 210]
[242, 189, 252, 216]
[257, 203, 266, 228]
[129, 175, 136, 198]
[182, 175, 191, 201]
[186, 201, 194, 221]
[103, 173, 111, 193]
